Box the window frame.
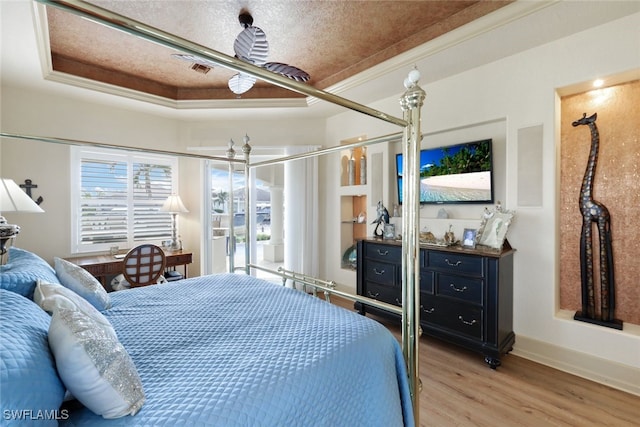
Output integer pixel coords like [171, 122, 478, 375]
[70, 146, 179, 254]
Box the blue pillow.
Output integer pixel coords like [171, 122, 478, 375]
[0, 248, 61, 299]
[0, 289, 66, 425]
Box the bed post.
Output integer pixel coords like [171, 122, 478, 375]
[226, 139, 237, 273]
[400, 70, 425, 424]
[242, 135, 252, 275]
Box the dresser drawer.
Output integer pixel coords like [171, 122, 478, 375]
[419, 292, 437, 321]
[420, 270, 434, 294]
[427, 251, 484, 276]
[428, 297, 483, 340]
[364, 243, 402, 262]
[364, 260, 397, 286]
[436, 274, 483, 304]
[363, 282, 402, 307]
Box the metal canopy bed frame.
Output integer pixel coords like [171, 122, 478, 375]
[2, 0, 427, 423]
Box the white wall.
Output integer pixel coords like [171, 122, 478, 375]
[321, 12, 640, 394]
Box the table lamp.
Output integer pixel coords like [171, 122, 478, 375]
[160, 194, 188, 250]
[0, 178, 44, 265]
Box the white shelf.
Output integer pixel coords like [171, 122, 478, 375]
[338, 184, 367, 196]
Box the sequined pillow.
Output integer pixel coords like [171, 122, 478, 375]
[34, 279, 115, 334]
[54, 257, 111, 311]
[48, 307, 145, 419]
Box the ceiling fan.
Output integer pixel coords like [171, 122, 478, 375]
[172, 11, 310, 95]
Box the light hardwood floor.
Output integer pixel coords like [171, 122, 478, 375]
[330, 296, 640, 427]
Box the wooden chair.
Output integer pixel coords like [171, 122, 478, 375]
[122, 244, 166, 287]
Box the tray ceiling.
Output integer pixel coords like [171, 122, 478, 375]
[42, 1, 511, 104]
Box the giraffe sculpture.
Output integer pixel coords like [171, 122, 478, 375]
[571, 112, 619, 328]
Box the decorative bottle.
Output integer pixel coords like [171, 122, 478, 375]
[360, 147, 367, 185]
[348, 149, 355, 186]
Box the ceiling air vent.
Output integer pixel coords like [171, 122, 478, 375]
[190, 63, 211, 74]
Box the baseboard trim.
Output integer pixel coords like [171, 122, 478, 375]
[511, 335, 640, 396]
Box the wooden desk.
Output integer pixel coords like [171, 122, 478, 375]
[65, 250, 193, 288]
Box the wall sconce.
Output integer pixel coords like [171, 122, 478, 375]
[0, 178, 44, 265]
[160, 194, 188, 251]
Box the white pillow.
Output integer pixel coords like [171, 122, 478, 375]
[34, 279, 115, 335]
[48, 307, 145, 419]
[54, 257, 111, 310]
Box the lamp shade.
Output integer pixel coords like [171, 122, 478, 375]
[160, 195, 188, 214]
[0, 179, 44, 213]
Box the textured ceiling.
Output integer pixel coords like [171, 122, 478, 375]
[44, 0, 512, 102]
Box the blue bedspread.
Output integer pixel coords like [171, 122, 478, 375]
[62, 274, 413, 426]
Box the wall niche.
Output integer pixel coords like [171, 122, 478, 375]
[559, 79, 640, 326]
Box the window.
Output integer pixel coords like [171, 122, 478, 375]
[71, 147, 178, 253]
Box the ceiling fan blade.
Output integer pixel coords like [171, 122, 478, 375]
[263, 62, 310, 82]
[233, 26, 269, 66]
[171, 53, 217, 69]
[228, 73, 257, 95]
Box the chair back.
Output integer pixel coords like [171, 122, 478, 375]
[122, 244, 166, 287]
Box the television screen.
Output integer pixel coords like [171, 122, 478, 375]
[396, 139, 494, 204]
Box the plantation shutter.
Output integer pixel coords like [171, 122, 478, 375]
[79, 157, 129, 245]
[132, 161, 173, 241]
[73, 147, 177, 253]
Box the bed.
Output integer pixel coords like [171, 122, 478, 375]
[0, 248, 413, 426]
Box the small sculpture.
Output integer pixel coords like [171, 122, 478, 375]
[444, 225, 455, 246]
[371, 201, 390, 237]
[437, 208, 449, 219]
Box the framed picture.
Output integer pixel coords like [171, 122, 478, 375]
[383, 223, 396, 240]
[462, 228, 477, 248]
[477, 207, 515, 249]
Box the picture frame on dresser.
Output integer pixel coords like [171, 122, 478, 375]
[462, 228, 477, 248]
[477, 207, 515, 249]
[383, 224, 396, 240]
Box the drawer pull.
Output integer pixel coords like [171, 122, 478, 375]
[367, 291, 380, 299]
[421, 305, 435, 314]
[445, 258, 462, 267]
[449, 283, 468, 293]
[376, 249, 389, 256]
[395, 298, 402, 306]
[373, 268, 386, 275]
[458, 315, 477, 326]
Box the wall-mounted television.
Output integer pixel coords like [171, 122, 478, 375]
[396, 138, 494, 204]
